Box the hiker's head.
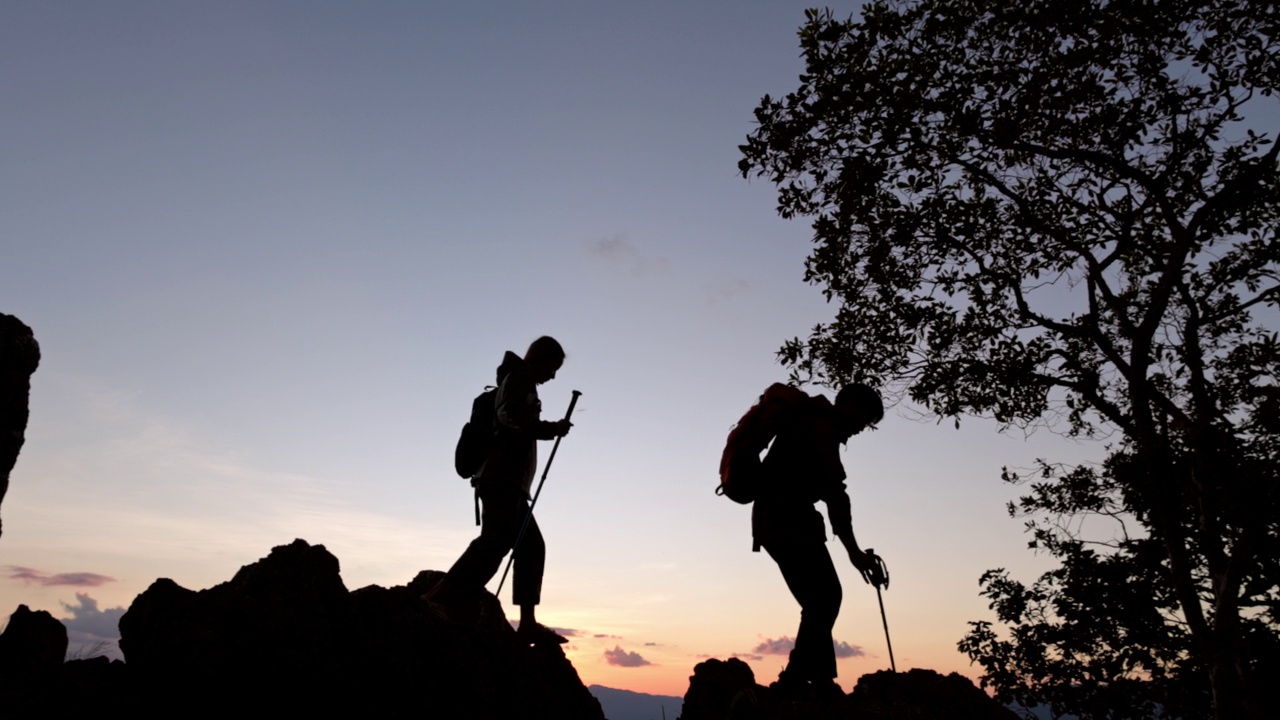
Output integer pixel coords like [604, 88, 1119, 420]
[525, 336, 565, 384]
[834, 383, 884, 439]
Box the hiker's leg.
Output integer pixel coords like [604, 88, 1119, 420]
[446, 486, 524, 592]
[764, 539, 842, 680]
[512, 512, 545, 608]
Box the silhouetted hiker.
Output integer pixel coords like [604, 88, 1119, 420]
[720, 383, 885, 698]
[428, 336, 572, 645]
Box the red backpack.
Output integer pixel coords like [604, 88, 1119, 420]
[718, 383, 811, 504]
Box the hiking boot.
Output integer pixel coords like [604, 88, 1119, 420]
[517, 622, 569, 645]
[421, 579, 457, 622]
[769, 670, 810, 700]
[812, 679, 845, 702]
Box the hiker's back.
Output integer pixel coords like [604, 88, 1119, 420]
[475, 352, 542, 493]
[759, 395, 844, 503]
[719, 383, 810, 504]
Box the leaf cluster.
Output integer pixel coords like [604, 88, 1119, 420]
[961, 451, 1280, 719]
[742, 0, 1280, 439]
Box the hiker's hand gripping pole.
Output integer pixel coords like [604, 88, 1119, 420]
[496, 390, 581, 596]
[865, 549, 896, 673]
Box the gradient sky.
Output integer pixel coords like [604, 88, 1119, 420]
[2, 1, 1115, 696]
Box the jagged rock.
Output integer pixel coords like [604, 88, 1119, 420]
[0, 313, 40, 540]
[847, 669, 1020, 720]
[120, 539, 360, 680]
[117, 539, 605, 718]
[678, 660, 1018, 720]
[679, 657, 769, 720]
[0, 607, 130, 718]
[0, 604, 67, 675]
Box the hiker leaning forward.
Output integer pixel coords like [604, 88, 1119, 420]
[429, 336, 571, 644]
[755, 384, 884, 698]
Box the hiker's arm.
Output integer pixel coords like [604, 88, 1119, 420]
[826, 487, 878, 585]
[495, 374, 539, 437]
[814, 415, 876, 580]
[826, 489, 858, 552]
[534, 419, 568, 440]
[540, 419, 571, 439]
[496, 374, 567, 439]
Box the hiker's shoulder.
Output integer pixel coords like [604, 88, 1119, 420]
[497, 352, 534, 385]
[779, 389, 834, 425]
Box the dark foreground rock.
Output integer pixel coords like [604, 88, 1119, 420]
[0, 313, 40, 540]
[1, 540, 604, 719]
[677, 657, 1017, 720]
[0, 604, 67, 675]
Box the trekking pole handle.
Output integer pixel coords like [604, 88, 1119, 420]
[564, 390, 582, 422]
[863, 548, 890, 590]
[496, 390, 581, 596]
[535, 391, 580, 501]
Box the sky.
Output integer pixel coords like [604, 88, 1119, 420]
[0, 1, 1115, 697]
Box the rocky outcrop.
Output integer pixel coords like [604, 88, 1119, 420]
[0, 604, 108, 716]
[118, 539, 604, 717]
[0, 313, 40, 540]
[846, 669, 1021, 719]
[0, 540, 604, 718]
[677, 658, 1018, 720]
[0, 604, 67, 675]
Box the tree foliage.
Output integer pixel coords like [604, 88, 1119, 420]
[739, 1, 1279, 718]
[959, 454, 1279, 719]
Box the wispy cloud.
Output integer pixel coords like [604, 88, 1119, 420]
[15, 376, 477, 587]
[7, 566, 116, 587]
[584, 234, 670, 277]
[833, 640, 866, 658]
[753, 636, 795, 655]
[751, 635, 865, 659]
[707, 277, 751, 304]
[604, 645, 653, 667]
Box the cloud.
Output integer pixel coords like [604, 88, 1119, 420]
[731, 653, 765, 662]
[707, 277, 751, 304]
[59, 593, 126, 640]
[584, 234, 669, 277]
[833, 640, 866, 659]
[604, 645, 653, 667]
[752, 635, 864, 659]
[753, 636, 795, 655]
[7, 566, 116, 587]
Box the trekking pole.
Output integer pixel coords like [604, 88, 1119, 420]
[496, 390, 581, 596]
[866, 549, 896, 672]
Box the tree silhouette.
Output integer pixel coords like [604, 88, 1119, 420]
[739, 2, 1279, 718]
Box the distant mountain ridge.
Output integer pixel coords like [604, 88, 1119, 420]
[589, 684, 682, 720]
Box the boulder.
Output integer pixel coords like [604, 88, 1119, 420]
[119, 539, 605, 718]
[848, 669, 1020, 720]
[0, 604, 67, 675]
[0, 313, 40, 540]
[678, 659, 1018, 720]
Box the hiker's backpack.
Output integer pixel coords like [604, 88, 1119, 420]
[718, 383, 811, 503]
[455, 386, 498, 479]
